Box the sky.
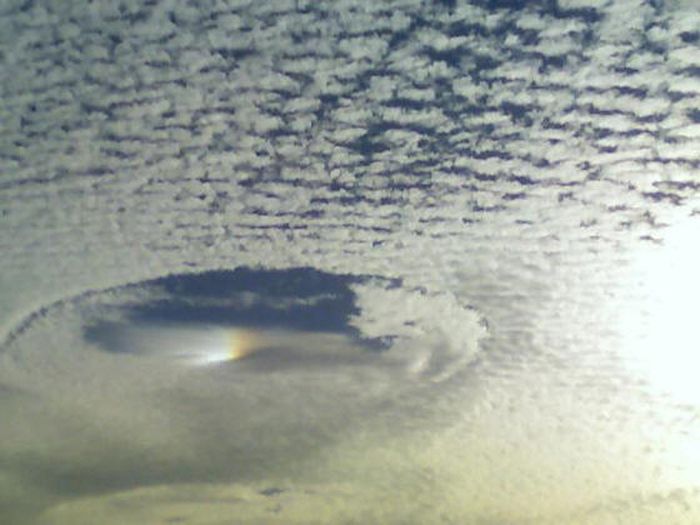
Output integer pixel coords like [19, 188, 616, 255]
[1, 0, 700, 523]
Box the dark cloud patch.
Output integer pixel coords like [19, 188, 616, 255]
[127, 267, 358, 331]
[81, 267, 403, 353]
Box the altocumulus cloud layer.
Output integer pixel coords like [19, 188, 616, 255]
[1, 0, 700, 523]
[2, 0, 700, 309]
